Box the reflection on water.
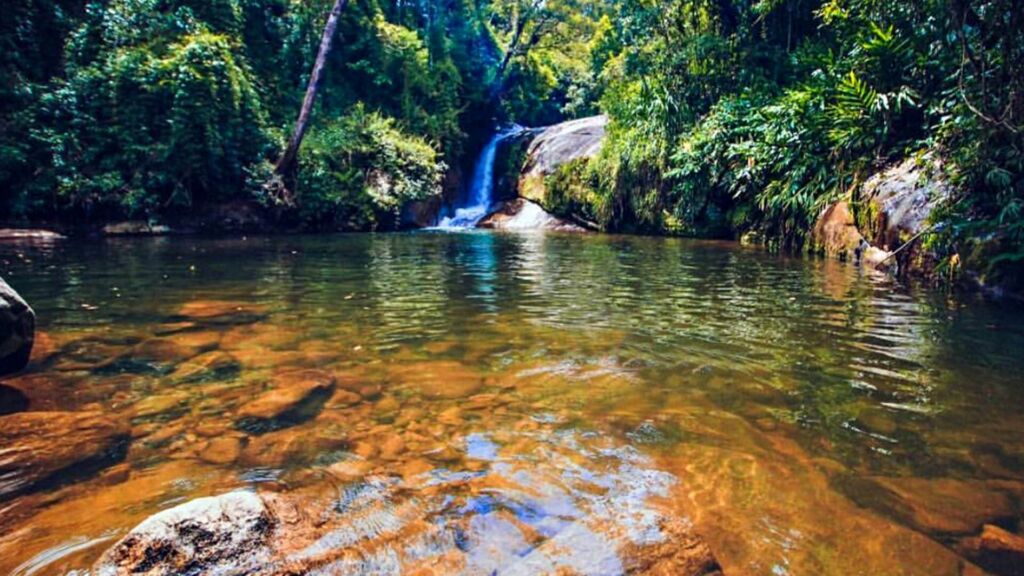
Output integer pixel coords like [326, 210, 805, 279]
[1, 232, 1023, 575]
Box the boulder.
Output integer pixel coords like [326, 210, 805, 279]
[0, 229, 65, 242]
[94, 491, 274, 576]
[235, 369, 335, 433]
[102, 221, 172, 236]
[858, 156, 949, 253]
[0, 411, 130, 497]
[0, 277, 35, 376]
[809, 201, 869, 261]
[479, 199, 588, 232]
[956, 524, 1024, 576]
[519, 115, 607, 204]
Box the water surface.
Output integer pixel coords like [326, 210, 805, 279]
[1, 232, 1023, 574]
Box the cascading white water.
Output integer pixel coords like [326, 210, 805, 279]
[435, 127, 521, 229]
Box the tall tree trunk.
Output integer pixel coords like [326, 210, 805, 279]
[275, 0, 350, 178]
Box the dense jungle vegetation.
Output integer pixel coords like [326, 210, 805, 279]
[1, 0, 1022, 282]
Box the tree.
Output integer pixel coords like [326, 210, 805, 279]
[273, 0, 350, 197]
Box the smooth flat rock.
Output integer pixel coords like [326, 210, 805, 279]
[0, 411, 130, 497]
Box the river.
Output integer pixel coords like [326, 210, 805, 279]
[1, 232, 1022, 574]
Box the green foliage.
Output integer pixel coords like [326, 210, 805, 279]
[289, 106, 444, 230]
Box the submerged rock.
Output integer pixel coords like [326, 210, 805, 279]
[0, 384, 28, 414]
[95, 491, 274, 576]
[479, 198, 587, 232]
[235, 370, 335, 434]
[0, 276, 35, 376]
[956, 524, 1024, 576]
[835, 475, 1017, 537]
[0, 411, 129, 498]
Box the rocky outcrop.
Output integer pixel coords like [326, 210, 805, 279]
[810, 156, 948, 276]
[0, 277, 35, 376]
[0, 411, 130, 497]
[479, 199, 587, 232]
[519, 115, 607, 205]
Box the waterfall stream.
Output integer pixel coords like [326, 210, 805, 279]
[435, 127, 521, 229]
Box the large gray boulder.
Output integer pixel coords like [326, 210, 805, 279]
[519, 115, 607, 204]
[0, 277, 34, 376]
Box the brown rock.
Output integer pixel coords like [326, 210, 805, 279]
[170, 350, 240, 383]
[200, 437, 244, 465]
[176, 300, 266, 324]
[956, 524, 1024, 576]
[380, 434, 407, 460]
[836, 475, 1016, 536]
[0, 411, 130, 497]
[809, 201, 867, 261]
[326, 389, 362, 408]
[389, 361, 484, 400]
[235, 370, 335, 434]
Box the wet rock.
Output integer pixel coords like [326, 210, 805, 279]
[379, 434, 406, 460]
[0, 411, 130, 498]
[858, 155, 949, 274]
[0, 228, 65, 241]
[809, 201, 869, 262]
[130, 338, 199, 365]
[133, 391, 190, 420]
[175, 300, 267, 325]
[170, 350, 240, 384]
[325, 389, 362, 408]
[519, 115, 608, 204]
[235, 370, 335, 434]
[835, 475, 1016, 536]
[390, 361, 484, 400]
[0, 276, 35, 376]
[102, 221, 172, 235]
[94, 491, 274, 575]
[956, 524, 1024, 576]
[479, 199, 587, 232]
[199, 437, 244, 465]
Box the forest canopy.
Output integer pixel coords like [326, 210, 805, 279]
[1, 0, 1022, 281]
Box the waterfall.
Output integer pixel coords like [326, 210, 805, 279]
[436, 127, 521, 229]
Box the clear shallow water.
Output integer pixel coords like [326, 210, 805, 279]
[1, 232, 1023, 574]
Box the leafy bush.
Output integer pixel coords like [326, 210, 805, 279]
[288, 106, 444, 230]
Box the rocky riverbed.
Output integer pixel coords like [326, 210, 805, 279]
[1, 233, 1023, 575]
